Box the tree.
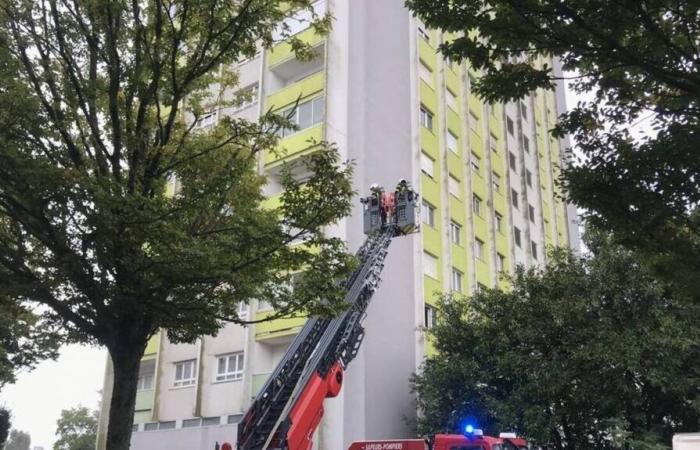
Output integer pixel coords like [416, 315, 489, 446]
[405, 0, 700, 299]
[0, 297, 60, 388]
[54, 406, 98, 450]
[0, 408, 10, 447]
[4, 430, 30, 450]
[411, 232, 700, 449]
[0, 1, 352, 449]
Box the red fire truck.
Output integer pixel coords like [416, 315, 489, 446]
[218, 182, 528, 450]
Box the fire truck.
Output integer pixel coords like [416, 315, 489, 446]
[218, 182, 528, 450]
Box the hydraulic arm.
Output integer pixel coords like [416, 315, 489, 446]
[231, 182, 419, 450]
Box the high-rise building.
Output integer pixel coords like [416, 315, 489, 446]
[96, 1, 579, 449]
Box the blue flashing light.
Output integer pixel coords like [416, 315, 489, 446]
[465, 424, 475, 434]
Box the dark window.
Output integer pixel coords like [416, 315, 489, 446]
[514, 227, 522, 247]
[507, 116, 515, 135]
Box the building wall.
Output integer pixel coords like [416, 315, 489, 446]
[97, 1, 579, 449]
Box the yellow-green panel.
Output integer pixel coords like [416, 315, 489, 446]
[252, 373, 270, 395]
[445, 69, 460, 96]
[446, 110, 461, 135]
[451, 244, 468, 271]
[418, 38, 437, 67]
[266, 72, 325, 110]
[422, 224, 442, 256]
[421, 127, 439, 155]
[421, 176, 441, 205]
[265, 125, 323, 165]
[447, 152, 463, 175]
[472, 179, 487, 202]
[420, 82, 438, 115]
[470, 132, 483, 153]
[475, 260, 491, 287]
[493, 192, 507, 215]
[474, 216, 488, 240]
[449, 195, 464, 215]
[468, 96, 483, 116]
[134, 390, 155, 413]
[134, 411, 152, 424]
[144, 335, 159, 356]
[423, 275, 442, 302]
[255, 312, 306, 341]
[268, 28, 325, 67]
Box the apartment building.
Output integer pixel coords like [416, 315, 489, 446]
[96, 1, 579, 449]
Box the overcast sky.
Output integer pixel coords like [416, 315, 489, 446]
[0, 345, 106, 449]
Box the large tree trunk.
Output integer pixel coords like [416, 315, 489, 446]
[105, 346, 144, 450]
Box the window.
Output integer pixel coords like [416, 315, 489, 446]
[531, 241, 538, 259]
[417, 19, 430, 41]
[183, 418, 202, 428]
[474, 238, 484, 260]
[174, 360, 197, 387]
[522, 135, 530, 153]
[197, 111, 217, 128]
[514, 226, 522, 247]
[158, 421, 176, 430]
[491, 103, 498, 117]
[446, 88, 458, 111]
[520, 101, 528, 120]
[448, 221, 461, 245]
[421, 152, 435, 177]
[278, 96, 325, 138]
[509, 152, 517, 172]
[468, 153, 480, 174]
[496, 253, 506, 272]
[529, 204, 536, 223]
[526, 169, 533, 187]
[449, 175, 461, 198]
[420, 105, 433, 131]
[203, 417, 221, 427]
[423, 252, 438, 279]
[472, 194, 482, 216]
[237, 302, 248, 319]
[445, 56, 455, 70]
[234, 83, 259, 111]
[511, 188, 519, 209]
[469, 110, 479, 133]
[422, 201, 436, 227]
[495, 212, 504, 233]
[144, 423, 158, 431]
[489, 133, 498, 152]
[506, 116, 515, 135]
[419, 60, 433, 84]
[447, 130, 459, 153]
[215, 353, 245, 382]
[228, 415, 243, 424]
[451, 268, 463, 292]
[137, 371, 154, 391]
[424, 305, 435, 328]
[492, 172, 501, 192]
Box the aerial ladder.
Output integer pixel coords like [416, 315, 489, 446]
[224, 181, 420, 450]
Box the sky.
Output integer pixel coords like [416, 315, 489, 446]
[0, 345, 106, 449]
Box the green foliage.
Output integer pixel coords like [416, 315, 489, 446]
[53, 406, 98, 450]
[0, 1, 350, 448]
[4, 430, 30, 450]
[0, 408, 9, 447]
[411, 232, 700, 449]
[0, 297, 60, 388]
[406, 0, 700, 300]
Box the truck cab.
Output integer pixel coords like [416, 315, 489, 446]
[348, 432, 523, 450]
